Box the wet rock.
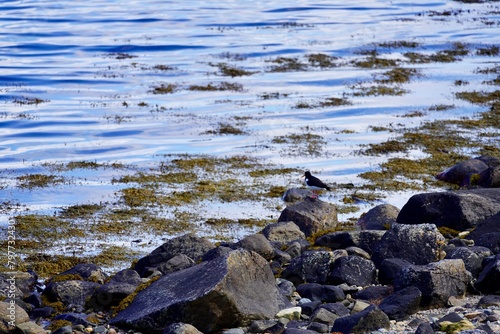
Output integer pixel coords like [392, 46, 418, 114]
[262, 221, 306, 245]
[162, 322, 203, 334]
[53, 263, 106, 283]
[278, 197, 338, 237]
[436, 157, 489, 187]
[88, 269, 142, 310]
[357, 204, 400, 230]
[372, 223, 445, 267]
[43, 280, 100, 309]
[315, 230, 385, 255]
[444, 246, 492, 277]
[396, 189, 500, 231]
[474, 253, 500, 294]
[296, 283, 345, 303]
[111, 250, 290, 333]
[280, 250, 344, 285]
[378, 258, 412, 285]
[394, 259, 471, 308]
[134, 233, 215, 277]
[236, 233, 274, 260]
[282, 188, 311, 203]
[378, 286, 422, 321]
[0, 301, 29, 332]
[299, 300, 321, 316]
[328, 255, 378, 286]
[330, 304, 390, 334]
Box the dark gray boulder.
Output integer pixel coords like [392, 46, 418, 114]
[378, 258, 412, 285]
[88, 269, 141, 310]
[394, 259, 471, 308]
[415, 322, 434, 334]
[282, 188, 311, 203]
[396, 189, 500, 231]
[378, 286, 422, 321]
[201, 246, 233, 262]
[435, 158, 489, 187]
[330, 305, 390, 334]
[156, 254, 195, 275]
[467, 212, 500, 253]
[43, 280, 100, 309]
[280, 250, 344, 286]
[474, 253, 500, 294]
[262, 221, 306, 245]
[111, 250, 290, 333]
[328, 255, 378, 287]
[236, 233, 274, 260]
[315, 230, 385, 255]
[162, 322, 203, 334]
[309, 307, 338, 325]
[371, 224, 445, 267]
[353, 286, 393, 304]
[134, 233, 215, 277]
[296, 283, 345, 303]
[444, 246, 492, 277]
[278, 197, 338, 237]
[357, 204, 400, 230]
[478, 164, 500, 188]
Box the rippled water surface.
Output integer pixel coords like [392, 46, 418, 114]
[1, 0, 499, 265]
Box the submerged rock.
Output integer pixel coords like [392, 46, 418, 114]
[111, 250, 290, 333]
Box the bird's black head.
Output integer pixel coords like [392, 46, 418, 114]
[304, 171, 312, 178]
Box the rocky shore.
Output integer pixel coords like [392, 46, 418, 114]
[2, 156, 500, 334]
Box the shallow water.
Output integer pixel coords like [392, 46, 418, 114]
[1, 1, 499, 264]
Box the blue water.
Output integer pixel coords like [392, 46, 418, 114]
[1, 0, 499, 249]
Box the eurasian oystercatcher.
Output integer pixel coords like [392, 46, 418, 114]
[303, 171, 331, 198]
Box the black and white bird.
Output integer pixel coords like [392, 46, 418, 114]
[303, 171, 331, 198]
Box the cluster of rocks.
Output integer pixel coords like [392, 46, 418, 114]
[2, 156, 500, 334]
